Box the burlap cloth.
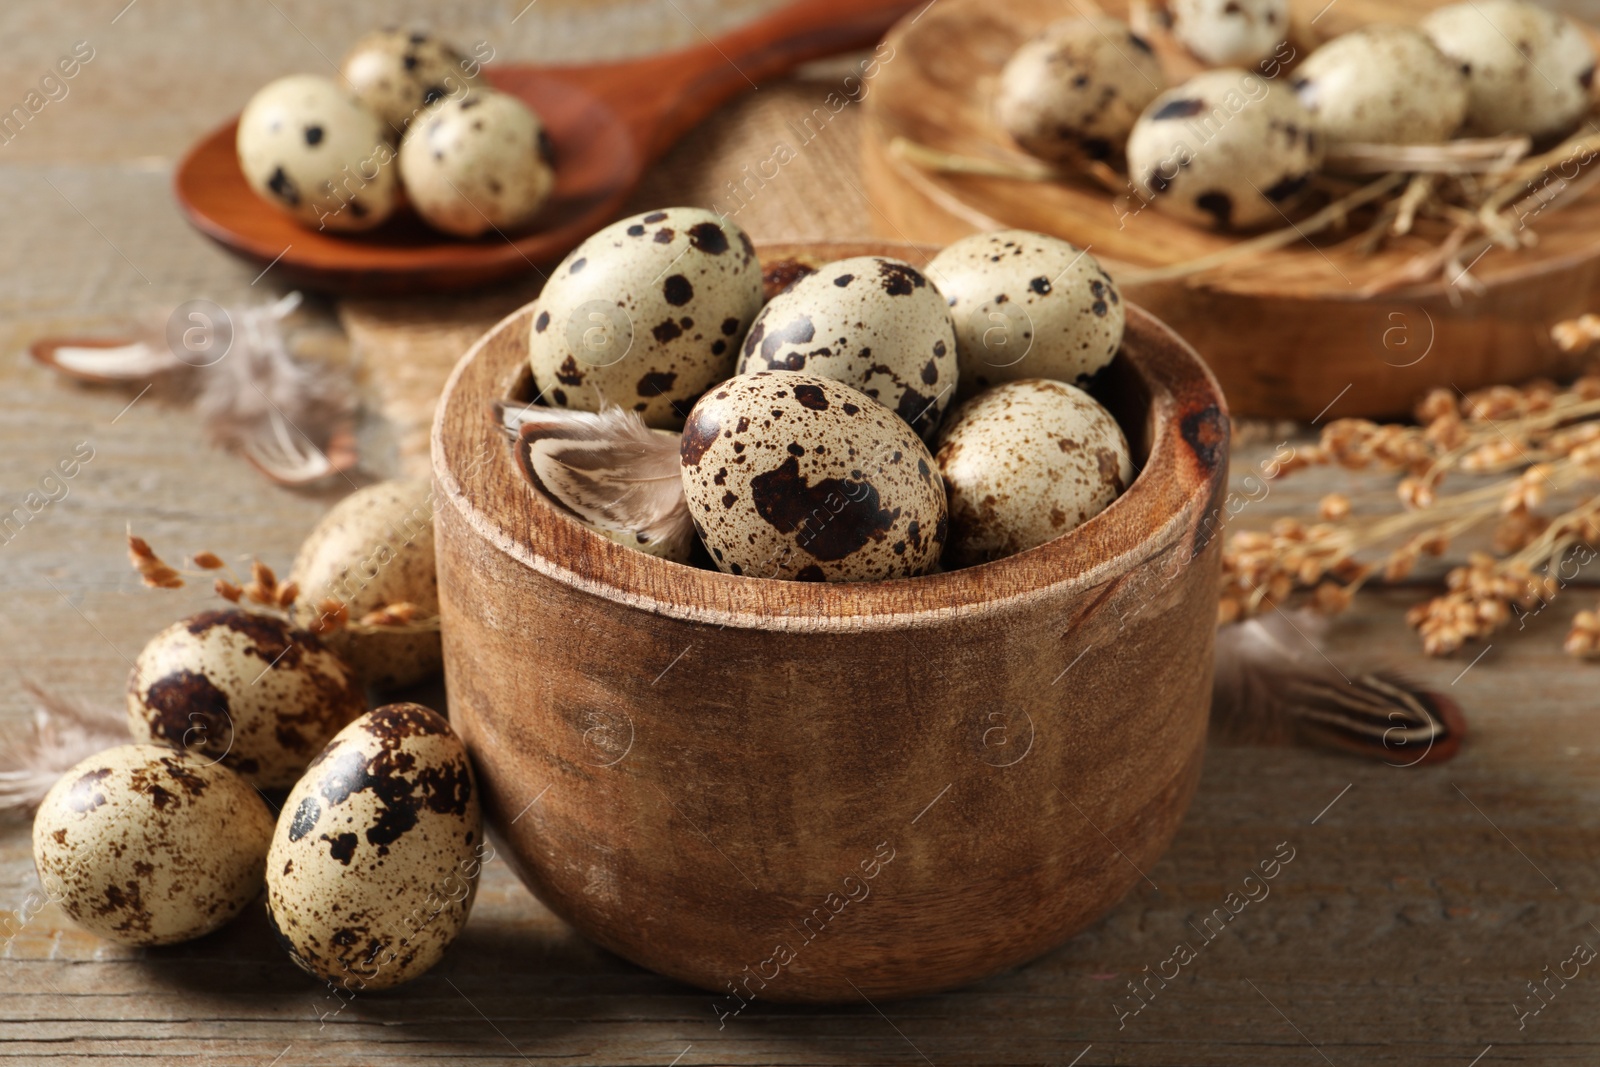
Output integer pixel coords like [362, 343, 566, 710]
[341, 60, 878, 479]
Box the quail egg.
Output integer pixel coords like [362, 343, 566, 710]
[126, 610, 366, 789]
[265, 703, 482, 992]
[237, 74, 399, 232]
[995, 17, 1166, 165]
[928, 229, 1123, 397]
[398, 90, 555, 237]
[1171, 0, 1290, 66]
[1126, 69, 1323, 230]
[680, 372, 947, 581]
[32, 744, 275, 946]
[288, 479, 440, 690]
[936, 379, 1134, 566]
[529, 207, 763, 429]
[1294, 26, 1468, 147]
[736, 256, 958, 441]
[340, 29, 485, 135]
[1423, 0, 1595, 139]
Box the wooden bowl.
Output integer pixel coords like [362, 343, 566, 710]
[861, 0, 1600, 419]
[431, 240, 1227, 1001]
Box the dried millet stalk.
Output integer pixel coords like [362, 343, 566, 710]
[1221, 358, 1600, 659]
[125, 533, 440, 637]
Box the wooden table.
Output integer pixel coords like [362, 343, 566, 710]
[4, 2, 1599, 1064]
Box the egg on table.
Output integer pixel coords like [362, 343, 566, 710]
[266, 703, 482, 992]
[398, 90, 555, 237]
[32, 744, 276, 946]
[680, 372, 948, 582]
[1294, 26, 1468, 148]
[340, 29, 485, 136]
[1125, 69, 1323, 230]
[529, 207, 763, 429]
[126, 609, 366, 789]
[935, 379, 1134, 566]
[237, 74, 398, 232]
[288, 479, 440, 690]
[736, 256, 958, 441]
[928, 229, 1124, 398]
[1171, 0, 1289, 66]
[1423, 0, 1595, 139]
[995, 17, 1166, 165]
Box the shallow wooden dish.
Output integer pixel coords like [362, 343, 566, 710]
[432, 240, 1227, 1002]
[174, 0, 917, 296]
[862, 0, 1600, 419]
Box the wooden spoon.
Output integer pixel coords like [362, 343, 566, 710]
[174, 0, 920, 296]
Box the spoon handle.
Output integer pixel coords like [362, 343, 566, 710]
[551, 0, 922, 162]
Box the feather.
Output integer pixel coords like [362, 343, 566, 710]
[29, 293, 358, 487]
[1213, 611, 1466, 765]
[498, 403, 694, 561]
[0, 683, 128, 816]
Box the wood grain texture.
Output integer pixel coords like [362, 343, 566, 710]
[174, 0, 921, 295]
[431, 239, 1228, 1001]
[860, 0, 1600, 419]
[6, 0, 1600, 1061]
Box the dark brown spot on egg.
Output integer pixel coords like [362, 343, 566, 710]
[654, 228, 675, 243]
[688, 222, 729, 254]
[139, 669, 231, 753]
[1153, 98, 1206, 120]
[1196, 192, 1233, 228]
[556, 355, 586, 386]
[569, 257, 587, 274]
[643, 211, 668, 223]
[1097, 448, 1127, 495]
[663, 274, 694, 306]
[1264, 174, 1309, 202]
[627, 224, 646, 236]
[534, 310, 550, 333]
[792, 383, 829, 410]
[1029, 276, 1052, 295]
[638, 370, 677, 397]
[653, 319, 683, 343]
[833, 274, 854, 287]
[794, 565, 825, 581]
[324, 832, 358, 865]
[750, 457, 900, 561]
[288, 796, 320, 841]
[68, 767, 112, 813]
[680, 408, 721, 466]
[876, 259, 925, 295]
[304, 125, 324, 146]
[266, 166, 299, 206]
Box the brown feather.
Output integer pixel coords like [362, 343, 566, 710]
[499, 403, 693, 560]
[1213, 612, 1465, 764]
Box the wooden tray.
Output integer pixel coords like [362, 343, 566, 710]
[174, 0, 919, 296]
[431, 239, 1226, 1001]
[861, 0, 1600, 419]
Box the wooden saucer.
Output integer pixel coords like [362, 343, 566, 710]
[861, 0, 1600, 418]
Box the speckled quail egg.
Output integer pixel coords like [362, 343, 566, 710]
[398, 90, 555, 237]
[1294, 26, 1468, 148]
[530, 207, 763, 429]
[340, 29, 485, 135]
[995, 17, 1166, 165]
[237, 74, 399, 232]
[736, 256, 957, 442]
[681, 373, 948, 581]
[928, 230, 1123, 398]
[1423, 0, 1596, 139]
[126, 610, 366, 790]
[1171, 0, 1289, 66]
[32, 744, 275, 946]
[265, 703, 482, 992]
[1126, 69, 1323, 230]
[936, 379, 1134, 566]
[288, 479, 439, 690]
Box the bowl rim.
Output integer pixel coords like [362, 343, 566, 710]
[432, 239, 1229, 632]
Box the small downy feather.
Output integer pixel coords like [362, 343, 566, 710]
[29, 293, 358, 487]
[0, 683, 127, 816]
[498, 402, 694, 560]
[1213, 610, 1465, 765]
